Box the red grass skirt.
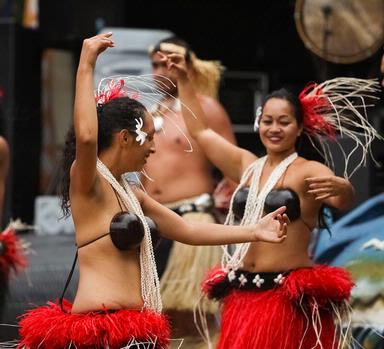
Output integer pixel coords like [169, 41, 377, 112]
[17, 299, 170, 349]
[0, 228, 27, 277]
[203, 265, 353, 349]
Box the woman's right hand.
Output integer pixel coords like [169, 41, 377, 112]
[252, 206, 289, 243]
[79, 32, 115, 69]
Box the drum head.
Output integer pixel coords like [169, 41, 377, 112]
[295, 0, 384, 63]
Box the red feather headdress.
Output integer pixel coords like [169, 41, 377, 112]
[298, 78, 382, 178]
[255, 78, 382, 178]
[299, 83, 336, 139]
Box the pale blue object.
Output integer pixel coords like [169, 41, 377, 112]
[313, 193, 384, 266]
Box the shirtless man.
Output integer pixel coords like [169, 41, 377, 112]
[144, 36, 236, 345]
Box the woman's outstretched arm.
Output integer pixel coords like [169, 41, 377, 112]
[139, 189, 288, 246]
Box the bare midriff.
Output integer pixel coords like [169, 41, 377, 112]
[241, 219, 314, 272]
[240, 156, 320, 273]
[70, 177, 144, 314]
[72, 239, 143, 313]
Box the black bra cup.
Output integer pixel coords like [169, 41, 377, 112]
[110, 212, 160, 250]
[264, 188, 301, 221]
[110, 212, 144, 250]
[233, 187, 301, 222]
[232, 187, 250, 221]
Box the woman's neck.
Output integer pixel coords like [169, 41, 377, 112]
[266, 149, 297, 167]
[98, 152, 123, 179]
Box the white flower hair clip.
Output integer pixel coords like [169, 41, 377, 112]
[254, 106, 263, 132]
[135, 118, 147, 146]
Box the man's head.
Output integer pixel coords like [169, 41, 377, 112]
[149, 36, 192, 64]
[149, 36, 192, 93]
[149, 36, 224, 99]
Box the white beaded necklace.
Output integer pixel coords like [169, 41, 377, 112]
[96, 159, 162, 313]
[222, 152, 298, 271]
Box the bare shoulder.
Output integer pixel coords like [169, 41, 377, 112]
[196, 93, 216, 107]
[0, 137, 9, 157]
[196, 94, 230, 122]
[196, 93, 235, 141]
[293, 158, 334, 178]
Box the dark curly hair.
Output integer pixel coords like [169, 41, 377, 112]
[60, 97, 147, 217]
[261, 88, 303, 123]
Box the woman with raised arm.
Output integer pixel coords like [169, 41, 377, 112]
[163, 53, 382, 349]
[14, 34, 288, 349]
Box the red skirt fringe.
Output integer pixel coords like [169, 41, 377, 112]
[0, 228, 27, 277]
[17, 299, 170, 349]
[214, 265, 353, 349]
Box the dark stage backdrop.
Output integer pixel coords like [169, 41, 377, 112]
[0, 20, 41, 225]
[0, 0, 382, 223]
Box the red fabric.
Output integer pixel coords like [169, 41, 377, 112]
[0, 228, 27, 277]
[216, 265, 353, 349]
[17, 299, 170, 349]
[201, 265, 226, 296]
[299, 83, 336, 139]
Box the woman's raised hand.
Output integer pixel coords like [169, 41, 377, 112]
[252, 206, 289, 243]
[79, 32, 115, 68]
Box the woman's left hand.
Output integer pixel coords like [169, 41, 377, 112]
[305, 176, 350, 201]
[253, 206, 289, 243]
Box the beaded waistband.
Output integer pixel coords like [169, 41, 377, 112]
[204, 268, 291, 301]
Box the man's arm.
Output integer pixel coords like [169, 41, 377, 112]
[198, 94, 237, 145]
[198, 95, 239, 211]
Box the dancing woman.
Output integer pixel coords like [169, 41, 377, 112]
[15, 33, 289, 349]
[164, 52, 382, 349]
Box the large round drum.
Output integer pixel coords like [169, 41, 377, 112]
[295, 0, 384, 63]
